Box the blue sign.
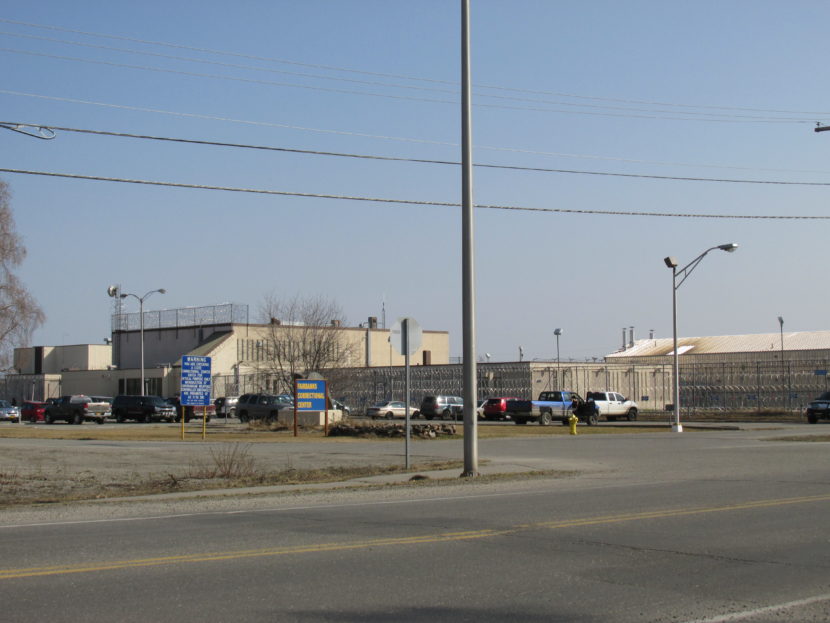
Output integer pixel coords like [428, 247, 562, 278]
[295, 379, 326, 411]
[181, 355, 211, 406]
[815, 370, 827, 376]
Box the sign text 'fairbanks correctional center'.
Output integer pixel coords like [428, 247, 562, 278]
[295, 380, 327, 411]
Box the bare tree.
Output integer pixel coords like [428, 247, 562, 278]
[256, 293, 356, 394]
[0, 180, 45, 371]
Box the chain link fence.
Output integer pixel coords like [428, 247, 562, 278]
[6, 357, 825, 415]
[211, 358, 829, 416]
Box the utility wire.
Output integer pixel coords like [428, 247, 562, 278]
[3, 121, 829, 187]
[1, 30, 823, 122]
[3, 93, 827, 175]
[1, 167, 827, 219]
[0, 47, 461, 108]
[3, 17, 829, 118]
[0, 46, 812, 123]
[0, 89, 455, 145]
[0, 30, 459, 95]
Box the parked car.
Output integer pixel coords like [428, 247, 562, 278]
[476, 400, 487, 420]
[332, 399, 351, 416]
[214, 396, 239, 418]
[21, 400, 46, 422]
[587, 391, 639, 421]
[805, 398, 830, 424]
[165, 397, 214, 423]
[112, 395, 177, 423]
[90, 395, 113, 407]
[45, 395, 109, 424]
[483, 397, 519, 421]
[366, 400, 415, 420]
[418, 395, 464, 420]
[235, 393, 291, 423]
[506, 391, 594, 426]
[0, 400, 20, 423]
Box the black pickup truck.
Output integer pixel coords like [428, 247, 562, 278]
[45, 395, 109, 425]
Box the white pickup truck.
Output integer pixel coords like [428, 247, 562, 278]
[587, 391, 638, 421]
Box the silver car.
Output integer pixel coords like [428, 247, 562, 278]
[0, 400, 20, 422]
[367, 401, 414, 420]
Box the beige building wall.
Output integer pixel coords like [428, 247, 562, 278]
[9, 322, 451, 400]
[14, 344, 113, 375]
[363, 328, 449, 367]
[232, 325, 450, 371]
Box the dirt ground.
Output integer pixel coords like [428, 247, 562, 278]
[0, 418, 693, 507]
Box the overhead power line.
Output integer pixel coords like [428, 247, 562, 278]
[3, 17, 829, 118]
[0, 30, 823, 123]
[3, 121, 829, 187]
[5, 90, 829, 175]
[1, 167, 827, 220]
[0, 46, 810, 124]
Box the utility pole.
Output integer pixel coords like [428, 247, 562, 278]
[460, 0, 478, 477]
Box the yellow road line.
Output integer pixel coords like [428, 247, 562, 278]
[2, 493, 829, 581]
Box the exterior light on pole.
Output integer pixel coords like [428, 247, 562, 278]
[554, 328, 563, 384]
[778, 315, 785, 410]
[664, 243, 737, 433]
[109, 287, 166, 396]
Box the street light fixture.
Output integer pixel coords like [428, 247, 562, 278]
[108, 287, 166, 396]
[664, 243, 737, 432]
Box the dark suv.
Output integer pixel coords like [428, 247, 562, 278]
[806, 392, 830, 424]
[236, 393, 292, 423]
[112, 395, 177, 423]
[418, 395, 464, 420]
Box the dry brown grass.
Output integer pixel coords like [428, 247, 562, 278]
[0, 450, 466, 508]
[0, 420, 672, 443]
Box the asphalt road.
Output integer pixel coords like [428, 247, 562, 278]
[1, 424, 829, 622]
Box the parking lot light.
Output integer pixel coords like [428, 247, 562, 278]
[109, 287, 166, 396]
[665, 244, 738, 432]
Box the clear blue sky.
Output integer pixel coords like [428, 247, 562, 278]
[2, 1, 828, 362]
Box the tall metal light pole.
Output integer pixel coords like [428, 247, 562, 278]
[778, 315, 785, 411]
[460, 0, 478, 477]
[554, 328, 563, 385]
[110, 288, 166, 395]
[664, 243, 737, 432]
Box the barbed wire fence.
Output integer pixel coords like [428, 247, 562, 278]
[209, 358, 830, 416]
[8, 357, 826, 415]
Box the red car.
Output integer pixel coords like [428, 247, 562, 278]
[482, 397, 519, 421]
[21, 400, 46, 422]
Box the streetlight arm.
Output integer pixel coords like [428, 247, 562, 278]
[675, 249, 713, 289]
[675, 244, 737, 290]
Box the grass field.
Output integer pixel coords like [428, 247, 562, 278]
[0, 420, 673, 443]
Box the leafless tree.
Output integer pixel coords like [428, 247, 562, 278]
[257, 293, 356, 394]
[0, 180, 45, 371]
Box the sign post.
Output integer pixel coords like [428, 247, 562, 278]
[390, 317, 422, 468]
[294, 378, 327, 437]
[181, 355, 211, 441]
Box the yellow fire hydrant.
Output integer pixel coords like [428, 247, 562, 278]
[568, 412, 578, 435]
